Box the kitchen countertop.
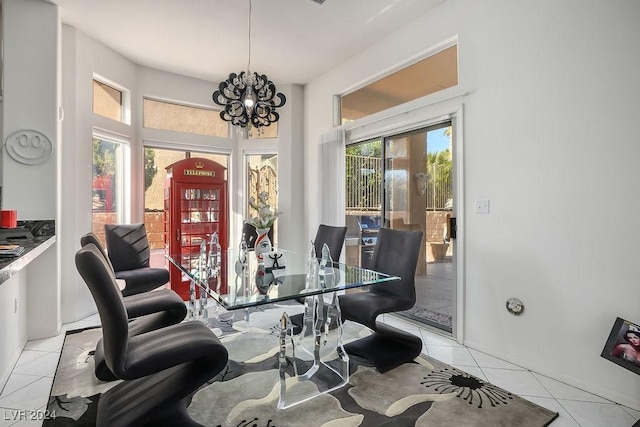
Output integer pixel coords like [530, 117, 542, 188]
[0, 235, 56, 285]
[0, 220, 56, 286]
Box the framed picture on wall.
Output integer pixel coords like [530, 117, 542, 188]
[601, 317, 640, 376]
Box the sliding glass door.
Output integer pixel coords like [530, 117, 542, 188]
[384, 122, 454, 332]
[345, 121, 456, 333]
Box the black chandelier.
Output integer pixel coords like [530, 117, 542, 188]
[212, 0, 286, 132]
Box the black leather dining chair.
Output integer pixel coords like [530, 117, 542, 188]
[82, 231, 188, 381]
[75, 243, 228, 427]
[338, 227, 424, 373]
[313, 224, 347, 262]
[103, 223, 169, 296]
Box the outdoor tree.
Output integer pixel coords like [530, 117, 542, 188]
[92, 138, 115, 177]
[93, 139, 158, 192]
[144, 147, 158, 192]
[426, 148, 452, 209]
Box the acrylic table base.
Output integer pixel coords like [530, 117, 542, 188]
[188, 279, 198, 320]
[277, 292, 349, 409]
[188, 281, 237, 326]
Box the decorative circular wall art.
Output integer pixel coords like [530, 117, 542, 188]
[4, 129, 53, 165]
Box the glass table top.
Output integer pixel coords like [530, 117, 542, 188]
[166, 247, 399, 311]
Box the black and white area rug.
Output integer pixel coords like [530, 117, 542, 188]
[44, 305, 558, 426]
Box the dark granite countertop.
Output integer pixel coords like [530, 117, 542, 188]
[0, 220, 56, 285]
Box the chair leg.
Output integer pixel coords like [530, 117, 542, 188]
[344, 322, 422, 373]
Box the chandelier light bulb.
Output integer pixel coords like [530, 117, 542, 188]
[243, 86, 256, 109]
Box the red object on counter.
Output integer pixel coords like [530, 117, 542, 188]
[0, 210, 17, 228]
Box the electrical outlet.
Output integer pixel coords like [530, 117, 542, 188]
[475, 199, 490, 214]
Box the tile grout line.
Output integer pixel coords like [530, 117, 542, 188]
[0, 373, 43, 400]
[528, 373, 583, 427]
[0, 347, 51, 398]
[452, 340, 582, 426]
[553, 398, 586, 427]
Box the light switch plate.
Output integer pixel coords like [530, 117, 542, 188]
[475, 199, 490, 214]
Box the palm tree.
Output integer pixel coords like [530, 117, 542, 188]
[426, 149, 452, 209]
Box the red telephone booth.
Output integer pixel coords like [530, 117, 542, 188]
[164, 158, 228, 300]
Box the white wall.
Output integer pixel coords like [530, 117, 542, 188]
[272, 84, 305, 255]
[305, 0, 640, 409]
[1, 0, 58, 220]
[0, 0, 61, 338]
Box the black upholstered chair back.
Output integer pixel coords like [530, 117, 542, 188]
[104, 223, 151, 271]
[80, 232, 114, 272]
[313, 224, 347, 261]
[369, 227, 423, 305]
[75, 244, 129, 374]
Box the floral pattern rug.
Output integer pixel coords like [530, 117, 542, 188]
[44, 305, 557, 427]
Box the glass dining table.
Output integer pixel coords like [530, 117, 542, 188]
[166, 242, 399, 409]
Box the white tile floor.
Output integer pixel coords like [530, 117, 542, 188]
[0, 313, 638, 427]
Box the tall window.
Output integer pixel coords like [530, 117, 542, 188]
[92, 131, 129, 241]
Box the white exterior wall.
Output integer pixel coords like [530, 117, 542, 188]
[305, 0, 640, 409]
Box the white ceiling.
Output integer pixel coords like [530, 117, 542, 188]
[54, 0, 445, 85]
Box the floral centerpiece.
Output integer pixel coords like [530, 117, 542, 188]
[247, 191, 281, 229]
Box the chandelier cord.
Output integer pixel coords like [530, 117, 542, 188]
[247, 0, 252, 74]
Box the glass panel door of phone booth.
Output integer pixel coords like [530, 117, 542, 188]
[164, 158, 228, 300]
